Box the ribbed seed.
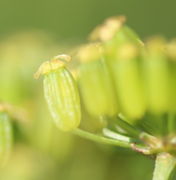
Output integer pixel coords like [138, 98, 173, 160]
[78, 44, 118, 117]
[89, 16, 142, 46]
[143, 39, 170, 114]
[102, 22, 143, 83]
[44, 68, 81, 131]
[35, 55, 81, 131]
[0, 112, 13, 165]
[79, 59, 118, 117]
[112, 44, 146, 122]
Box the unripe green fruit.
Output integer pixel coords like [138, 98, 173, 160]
[90, 16, 143, 63]
[90, 16, 142, 45]
[112, 44, 146, 122]
[143, 39, 170, 114]
[78, 44, 118, 117]
[35, 55, 81, 131]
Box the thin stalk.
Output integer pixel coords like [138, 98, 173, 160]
[102, 128, 131, 143]
[153, 152, 176, 180]
[112, 116, 141, 138]
[73, 128, 131, 148]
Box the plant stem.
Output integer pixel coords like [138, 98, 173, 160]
[109, 116, 141, 138]
[153, 152, 176, 180]
[102, 128, 131, 143]
[73, 128, 131, 148]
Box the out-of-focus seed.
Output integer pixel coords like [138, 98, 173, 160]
[112, 43, 146, 122]
[89, 16, 142, 44]
[89, 16, 143, 63]
[78, 43, 118, 117]
[143, 38, 170, 115]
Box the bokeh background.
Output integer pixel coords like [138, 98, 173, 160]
[0, 0, 175, 179]
[1, 0, 176, 40]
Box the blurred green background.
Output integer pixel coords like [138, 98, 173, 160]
[0, 0, 176, 40]
[0, 0, 175, 179]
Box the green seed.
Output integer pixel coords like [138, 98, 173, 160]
[89, 16, 143, 63]
[143, 38, 170, 114]
[89, 16, 142, 45]
[112, 44, 146, 122]
[78, 43, 118, 117]
[35, 55, 81, 131]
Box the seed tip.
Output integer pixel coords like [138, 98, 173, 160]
[89, 15, 126, 41]
[77, 43, 102, 63]
[34, 54, 71, 79]
[52, 54, 71, 63]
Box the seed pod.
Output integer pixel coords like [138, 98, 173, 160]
[143, 38, 170, 114]
[0, 106, 13, 165]
[78, 43, 118, 117]
[35, 55, 81, 131]
[112, 43, 146, 122]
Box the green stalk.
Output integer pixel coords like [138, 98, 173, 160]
[102, 128, 131, 143]
[153, 152, 176, 180]
[112, 116, 141, 138]
[73, 128, 131, 148]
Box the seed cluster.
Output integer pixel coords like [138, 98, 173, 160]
[36, 16, 176, 154]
